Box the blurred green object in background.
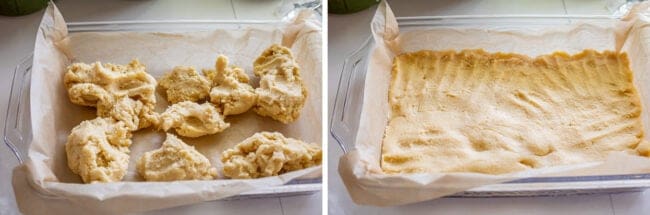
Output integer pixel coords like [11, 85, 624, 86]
[329, 0, 378, 14]
[0, 0, 48, 16]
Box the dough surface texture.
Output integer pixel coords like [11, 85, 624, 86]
[64, 60, 157, 130]
[252, 44, 307, 123]
[156, 101, 230, 137]
[221, 132, 321, 179]
[204, 55, 257, 116]
[382, 49, 649, 174]
[158, 66, 211, 104]
[137, 133, 217, 181]
[65, 117, 131, 183]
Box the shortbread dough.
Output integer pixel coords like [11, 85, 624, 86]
[252, 44, 308, 123]
[158, 66, 211, 104]
[221, 132, 322, 179]
[382, 49, 650, 175]
[64, 60, 157, 130]
[156, 101, 230, 137]
[97, 97, 156, 131]
[204, 55, 257, 116]
[137, 133, 217, 181]
[65, 117, 131, 183]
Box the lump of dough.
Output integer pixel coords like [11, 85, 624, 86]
[252, 44, 307, 123]
[64, 60, 157, 130]
[137, 133, 217, 181]
[221, 132, 321, 179]
[65, 117, 131, 183]
[66, 83, 112, 107]
[158, 66, 211, 104]
[97, 97, 156, 131]
[64, 59, 156, 107]
[156, 101, 230, 137]
[204, 55, 257, 116]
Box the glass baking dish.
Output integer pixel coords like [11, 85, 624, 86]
[330, 15, 650, 197]
[4, 20, 321, 201]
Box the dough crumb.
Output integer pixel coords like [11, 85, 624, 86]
[158, 66, 211, 104]
[137, 133, 217, 181]
[253, 44, 307, 123]
[65, 117, 131, 183]
[221, 132, 321, 179]
[204, 55, 257, 116]
[155, 101, 230, 137]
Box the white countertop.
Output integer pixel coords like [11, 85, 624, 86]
[0, 0, 321, 214]
[327, 0, 650, 214]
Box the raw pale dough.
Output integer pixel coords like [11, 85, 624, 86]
[156, 101, 230, 137]
[158, 66, 211, 104]
[252, 44, 307, 123]
[97, 97, 156, 131]
[64, 60, 157, 130]
[65, 117, 131, 183]
[204, 55, 257, 116]
[221, 132, 321, 179]
[137, 133, 217, 181]
[382, 49, 650, 175]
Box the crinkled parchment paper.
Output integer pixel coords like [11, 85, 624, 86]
[13, 2, 321, 214]
[339, 1, 650, 206]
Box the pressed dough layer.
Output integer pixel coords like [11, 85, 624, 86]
[382, 49, 650, 175]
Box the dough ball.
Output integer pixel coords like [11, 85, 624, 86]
[221, 132, 321, 179]
[252, 44, 307, 123]
[158, 66, 211, 104]
[204, 55, 257, 116]
[137, 133, 217, 181]
[96, 97, 156, 131]
[64, 60, 157, 131]
[155, 101, 230, 137]
[65, 117, 131, 183]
